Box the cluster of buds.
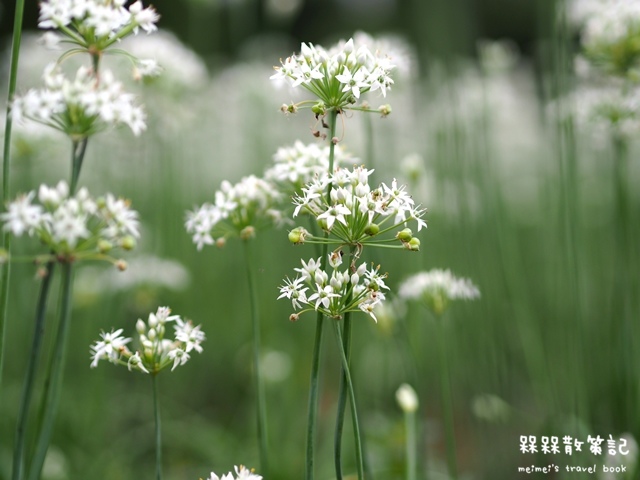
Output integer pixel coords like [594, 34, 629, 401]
[204, 465, 262, 480]
[1, 181, 139, 263]
[90, 306, 205, 374]
[290, 165, 426, 249]
[185, 175, 284, 250]
[12, 65, 146, 138]
[271, 37, 395, 111]
[398, 269, 480, 316]
[278, 254, 388, 322]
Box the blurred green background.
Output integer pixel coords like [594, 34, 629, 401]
[1, 0, 640, 479]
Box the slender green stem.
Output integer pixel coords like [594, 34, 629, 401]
[70, 138, 89, 194]
[152, 374, 163, 480]
[242, 240, 269, 475]
[27, 263, 74, 480]
[11, 262, 56, 480]
[333, 312, 351, 480]
[405, 410, 417, 480]
[305, 109, 338, 480]
[332, 319, 364, 480]
[435, 316, 458, 480]
[0, 0, 27, 402]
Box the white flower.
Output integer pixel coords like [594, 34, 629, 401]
[168, 348, 190, 371]
[90, 329, 131, 368]
[396, 383, 419, 413]
[1, 192, 43, 236]
[399, 269, 480, 315]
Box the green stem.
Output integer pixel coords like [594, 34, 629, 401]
[242, 240, 269, 475]
[26, 263, 74, 480]
[332, 319, 364, 480]
[333, 312, 351, 480]
[305, 109, 338, 480]
[11, 262, 56, 480]
[435, 316, 458, 480]
[405, 410, 417, 480]
[70, 138, 89, 194]
[0, 0, 26, 402]
[152, 374, 163, 480]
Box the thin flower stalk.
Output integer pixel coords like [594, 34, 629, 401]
[0, 0, 26, 400]
[27, 263, 74, 480]
[396, 384, 419, 480]
[153, 374, 162, 480]
[10, 262, 56, 480]
[333, 308, 351, 480]
[306, 109, 337, 480]
[242, 240, 269, 476]
[436, 316, 458, 480]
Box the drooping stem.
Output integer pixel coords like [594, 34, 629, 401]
[0, 0, 27, 402]
[152, 374, 163, 480]
[435, 316, 458, 480]
[26, 262, 74, 480]
[242, 240, 269, 476]
[11, 262, 56, 480]
[332, 319, 364, 480]
[305, 109, 338, 480]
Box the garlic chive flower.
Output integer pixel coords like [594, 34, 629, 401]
[205, 465, 262, 480]
[398, 269, 480, 316]
[1, 180, 139, 262]
[38, 0, 159, 55]
[264, 140, 354, 194]
[90, 306, 205, 374]
[290, 166, 426, 250]
[278, 255, 388, 322]
[578, 0, 640, 77]
[185, 175, 283, 250]
[271, 37, 395, 111]
[395, 383, 419, 413]
[11, 65, 146, 137]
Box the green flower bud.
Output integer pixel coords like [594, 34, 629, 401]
[120, 236, 136, 251]
[311, 101, 326, 116]
[364, 223, 380, 236]
[396, 228, 413, 242]
[97, 240, 113, 253]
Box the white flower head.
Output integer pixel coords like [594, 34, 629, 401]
[399, 269, 480, 315]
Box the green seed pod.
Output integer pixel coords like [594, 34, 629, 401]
[396, 228, 413, 242]
[409, 237, 421, 251]
[311, 101, 326, 116]
[364, 223, 380, 236]
[120, 236, 136, 251]
[97, 239, 113, 253]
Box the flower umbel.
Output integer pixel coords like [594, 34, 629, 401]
[90, 307, 205, 374]
[204, 465, 262, 480]
[399, 269, 480, 315]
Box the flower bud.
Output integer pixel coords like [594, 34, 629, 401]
[240, 226, 255, 240]
[378, 104, 392, 117]
[396, 228, 413, 242]
[97, 240, 113, 253]
[288, 227, 308, 244]
[148, 328, 157, 340]
[364, 223, 379, 236]
[289, 313, 299, 322]
[115, 259, 128, 271]
[120, 235, 136, 251]
[396, 383, 419, 413]
[136, 319, 146, 335]
[215, 237, 226, 248]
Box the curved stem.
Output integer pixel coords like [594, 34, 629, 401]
[242, 240, 269, 475]
[436, 316, 458, 480]
[27, 262, 74, 480]
[11, 262, 56, 480]
[152, 374, 163, 480]
[305, 109, 338, 480]
[0, 0, 27, 402]
[332, 319, 364, 480]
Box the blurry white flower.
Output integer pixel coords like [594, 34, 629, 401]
[206, 466, 262, 480]
[396, 383, 419, 413]
[399, 269, 480, 315]
[90, 329, 131, 367]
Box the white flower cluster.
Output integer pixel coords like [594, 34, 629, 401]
[206, 465, 262, 480]
[271, 37, 395, 109]
[264, 140, 353, 192]
[278, 254, 388, 322]
[572, 83, 640, 137]
[185, 175, 283, 250]
[39, 0, 159, 45]
[90, 306, 205, 374]
[1, 180, 139, 257]
[399, 269, 480, 315]
[291, 165, 426, 248]
[581, 0, 640, 46]
[12, 64, 146, 137]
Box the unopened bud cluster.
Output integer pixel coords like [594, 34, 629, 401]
[90, 306, 205, 374]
